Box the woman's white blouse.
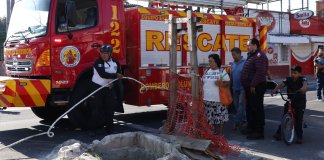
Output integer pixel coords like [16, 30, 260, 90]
[202, 69, 230, 102]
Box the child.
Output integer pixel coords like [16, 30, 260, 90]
[271, 65, 307, 144]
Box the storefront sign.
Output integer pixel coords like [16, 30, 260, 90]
[246, 9, 290, 34]
[294, 10, 314, 20]
[256, 11, 276, 32]
[299, 19, 311, 28]
[290, 15, 324, 35]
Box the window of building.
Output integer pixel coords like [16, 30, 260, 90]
[56, 0, 98, 33]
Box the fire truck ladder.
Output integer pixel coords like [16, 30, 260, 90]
[137, 0, 247, 9]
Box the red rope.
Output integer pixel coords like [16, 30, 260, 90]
[162, 75, 240, 156]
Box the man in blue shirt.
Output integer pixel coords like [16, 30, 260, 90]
[314, 48, 324, 101]
[231, 47, 247, 130]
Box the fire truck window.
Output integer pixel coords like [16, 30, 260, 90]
[56, 0, 98, 33]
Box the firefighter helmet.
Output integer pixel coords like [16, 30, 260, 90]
[100, 44, 113, 53]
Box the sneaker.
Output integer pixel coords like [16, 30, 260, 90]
[296, 138, 303, 144]
[303, 122, 308, 128]
[272, 133, 281, 141]
[317, 98, 323, 101]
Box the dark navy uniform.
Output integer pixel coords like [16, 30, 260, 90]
[91, 58, 124, 130]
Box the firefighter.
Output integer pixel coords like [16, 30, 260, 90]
[90, 44, 124, 135]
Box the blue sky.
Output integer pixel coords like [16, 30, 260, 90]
[0, 0, 319, 17]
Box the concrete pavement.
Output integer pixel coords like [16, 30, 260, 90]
[224, 89, 324, 160]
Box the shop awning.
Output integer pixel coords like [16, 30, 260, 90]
[142, 0, 247, 8]
[268, 35, 310, 44]
[310, 36, 324, 43]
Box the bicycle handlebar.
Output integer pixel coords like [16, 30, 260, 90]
[277, 91, 297, 102]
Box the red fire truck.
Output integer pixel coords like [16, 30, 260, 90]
[1, 0, 261, 128]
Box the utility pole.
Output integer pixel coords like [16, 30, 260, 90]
[187, 10, 200, 118]
[6, 0, 10, 31]
[6, 0, 15, 32]
[288, 0, 291, 12]
[220, 0, 223, 15]
[168, 11, 201, 108]
[166, 10, 201, 132]
[168, 13, 177, 123]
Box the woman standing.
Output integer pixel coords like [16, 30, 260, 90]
[203, 54, 230, 135]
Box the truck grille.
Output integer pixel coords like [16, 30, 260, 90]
[5, 60, 33, 73]
[5, 61, 32, 66]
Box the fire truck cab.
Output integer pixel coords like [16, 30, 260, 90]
[3, 0, 126, 127]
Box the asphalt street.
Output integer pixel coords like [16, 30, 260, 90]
[0, 78, 323, 160]
[225, 90, 324, 160]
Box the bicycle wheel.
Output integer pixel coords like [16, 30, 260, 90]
[281, 113, 295, 145]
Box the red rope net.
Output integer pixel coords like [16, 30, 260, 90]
[161, 74, 240, 156]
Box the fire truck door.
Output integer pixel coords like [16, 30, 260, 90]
[50, 0, 103, 88]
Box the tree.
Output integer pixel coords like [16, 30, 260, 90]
[0, 16, 6, 62]
[0, 17, 6, 32]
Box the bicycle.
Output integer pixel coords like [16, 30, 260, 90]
[278, 91, 297, 145]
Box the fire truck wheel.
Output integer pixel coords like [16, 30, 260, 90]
[31, 106, 66, 121]
[67, 79, 106, 129]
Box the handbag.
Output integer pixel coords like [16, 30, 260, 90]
[219, 69, 233, 106]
